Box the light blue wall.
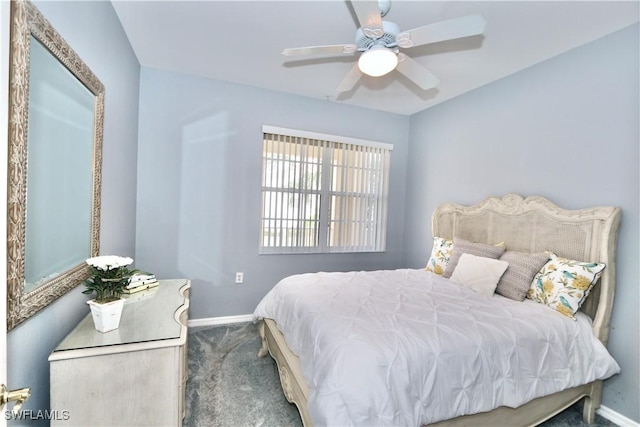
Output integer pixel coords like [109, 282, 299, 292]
[135, 68, 410, 319]
[5, 1, 140, 420]
[403, 24, 639, 422]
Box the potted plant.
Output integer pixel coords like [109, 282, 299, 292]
[83, 255, 138, 332]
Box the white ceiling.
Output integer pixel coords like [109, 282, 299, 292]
[111, 1, 639, 116]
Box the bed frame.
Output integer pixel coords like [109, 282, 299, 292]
[258, 194, 621, 426]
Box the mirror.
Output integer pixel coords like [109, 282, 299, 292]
[7, 0, 104, 330]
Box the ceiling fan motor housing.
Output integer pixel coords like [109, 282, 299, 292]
[355, 21, 400, 52]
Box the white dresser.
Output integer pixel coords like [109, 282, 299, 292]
[49, 279, 190, 426]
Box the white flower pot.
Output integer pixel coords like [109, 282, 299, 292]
[87, 298, 125, 333]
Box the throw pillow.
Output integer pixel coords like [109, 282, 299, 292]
[425, 236, 453, 275]
[449, 253, 509, 296]
[496, 251, 550, 301]
[527, 253, 606, 320]
[442, 237, 506, 278]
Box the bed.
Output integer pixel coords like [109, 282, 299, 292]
[254, 194, 622, 426]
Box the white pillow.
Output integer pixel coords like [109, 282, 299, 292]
[449, 253, 509, 296]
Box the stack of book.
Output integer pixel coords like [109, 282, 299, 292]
[124, 274, 159, 294]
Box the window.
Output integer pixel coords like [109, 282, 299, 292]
[260, 126, 392, 254]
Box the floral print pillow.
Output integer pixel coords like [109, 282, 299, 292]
[425, 237, 453, 275]
[527, 253, 605, 320]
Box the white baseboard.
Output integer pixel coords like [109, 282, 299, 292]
[188, 314, 254, 328]
[598, 405, 639, 427]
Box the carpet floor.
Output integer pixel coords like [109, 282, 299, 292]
[184, 322, 619, 427]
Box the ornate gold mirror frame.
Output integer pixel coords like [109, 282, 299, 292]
[7, 0, 104, 330]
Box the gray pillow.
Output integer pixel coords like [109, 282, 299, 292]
[442, 237, 506, 278]
[496, 251, 550, 301]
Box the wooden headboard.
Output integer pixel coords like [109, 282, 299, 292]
[432, 194, 621, 345]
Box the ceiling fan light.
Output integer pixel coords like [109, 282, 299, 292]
[358, 46, 398, 77]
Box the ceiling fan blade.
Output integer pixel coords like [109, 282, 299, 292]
[351, 0, 383, 32]
[396, 14, 486, 48]
[395, 53, 439, 90]
[282, 44, 357, 57]
[336, 64, 362, 93]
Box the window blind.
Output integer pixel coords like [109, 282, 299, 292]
[260, 126, 391, 254]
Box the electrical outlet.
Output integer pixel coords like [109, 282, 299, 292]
[235, 272, 244, 284]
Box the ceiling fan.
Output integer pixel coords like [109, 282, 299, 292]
[282, 0, 486, 93]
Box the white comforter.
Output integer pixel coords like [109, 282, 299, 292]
[253, 269, 620, 426]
